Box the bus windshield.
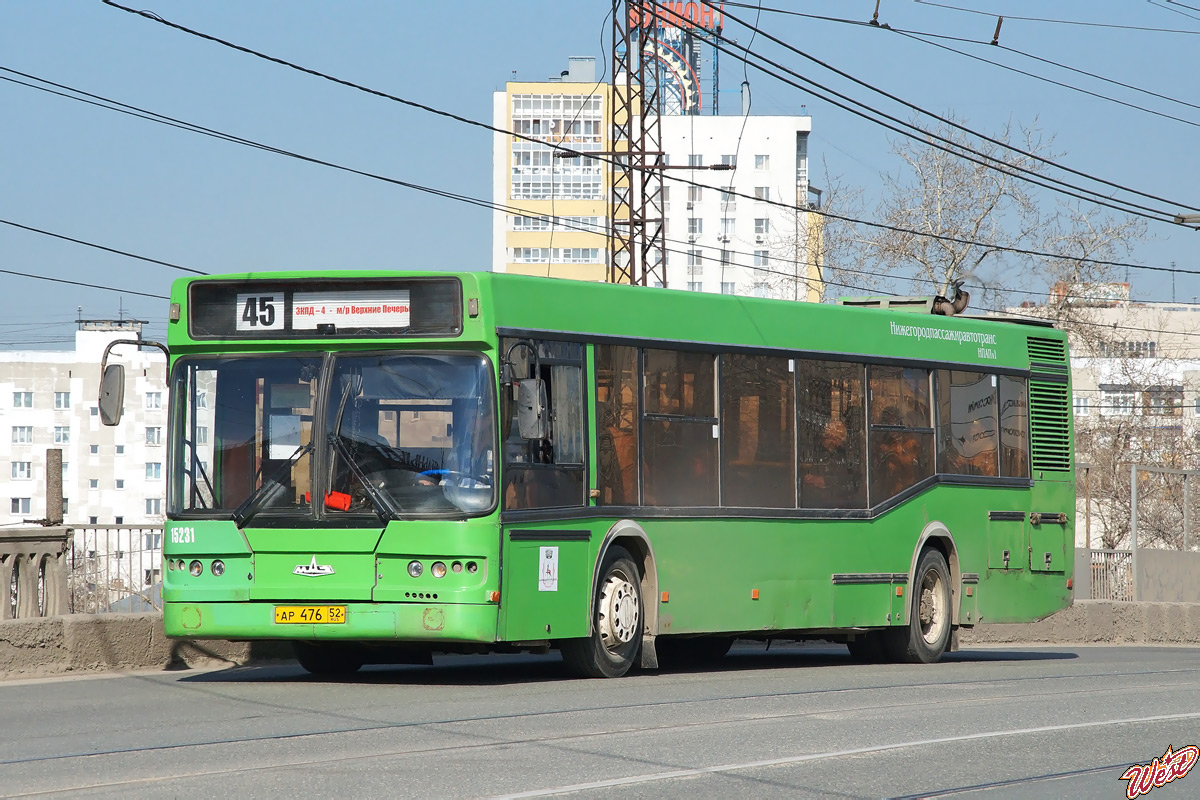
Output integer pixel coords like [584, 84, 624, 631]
[170, 352, 496, 522]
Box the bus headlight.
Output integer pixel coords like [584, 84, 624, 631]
[211, 560, 225, 577]
[431, 561, 447, 579]
[407, 560, 423, 578]
[189, 560, 204, 577]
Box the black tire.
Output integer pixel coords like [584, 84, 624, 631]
[561, 546, 643, 678]
[293, 642, 365, 676]
[657, 636, 735, 669]
[884, 548, 953, 664]
[845, 631, 887, 662]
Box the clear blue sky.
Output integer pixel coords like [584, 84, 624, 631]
[2, 1, 1197, 348]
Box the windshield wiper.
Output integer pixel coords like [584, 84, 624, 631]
[231, 443, 313, 528]
[327, 434, 401, 522]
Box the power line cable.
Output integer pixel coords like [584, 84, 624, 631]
[90, 9, 1200, 282]
[0, 217, 206, 275]
[893, 30, 1200, 129]
[0, 267, 168, 299]
[911, 1, 1200, 34]
[709, 1, 1197, 216]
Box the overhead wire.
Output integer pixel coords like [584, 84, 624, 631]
[911, 1, 1200, 34]
[87, 8, 1200, 282]
[7, 60, 1191, 312]
[703, 1, 1196, 217]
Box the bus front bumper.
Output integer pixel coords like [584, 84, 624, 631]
[164, 601, 500, 643]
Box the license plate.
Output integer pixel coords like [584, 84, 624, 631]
[274, 605, 346, 624]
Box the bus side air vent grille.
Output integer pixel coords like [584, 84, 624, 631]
[1027, 336, 1067, 365]
[1029, 380, 1072, 472]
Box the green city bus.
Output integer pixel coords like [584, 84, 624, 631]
[100, 270, 1074, 677]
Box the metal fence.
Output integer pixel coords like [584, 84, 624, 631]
[67, 525, 163, 614]
[1086, 549, 1134, 602]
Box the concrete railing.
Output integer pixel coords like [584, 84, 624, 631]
[1076, 547, 1200, 603]
[0, 527, 71, 619]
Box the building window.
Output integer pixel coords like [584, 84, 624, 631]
[11, 462, 32, 480]
[687, 250, 703, 271]
[90, 406, 99, 416]
[721, 249, 732, 266]
[754, 186, 770, 201]
[721, 282, 737, 295]
[144, 532, 162, 550]
[688, 154, 704, 167]
[12, 391, 32, 408]
[146, 427, 162, 446]
[720, 217, 735, 236]
[146, 462, 162, 479]
[146, 498, 162, 516]
[754, 250, 770, 266]
[754, 154, 770, 170]
[720, 190, 736, 210]
[62, 499, 69, 515]
[720, 154, 737, 167]
[89, 444, 99, 455]
[116, 445, 124, 455]
[688, 185, 703, 202]
[754, 218, 770, 235]
[10, 498, 31, 515]
[752, 282, 770, 298]
[116, 479, 125, 490]
[54, 426, 70, 444]
[89, 479, 99, 489]
[144, 568, 161, 586]
[196, 390, 208, 409]
[687, 218, 703, 235]
[145, 392, 162, 410]
[12, 426, 33, 444]
[89, 516, 98, 524]
[54, 391, 70, 409]
[114, 516, 124, 525]
[1073, 396, 1089, 417]
[687, 281, 703, 292]
[1101, 388, 1136, 416]
[61, 463, 68, 478]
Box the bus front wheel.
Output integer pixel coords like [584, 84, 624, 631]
[886, 548, 952, 664]
[561, 546, 643, 678]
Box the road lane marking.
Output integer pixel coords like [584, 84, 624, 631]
[496, 710, 1200, 798]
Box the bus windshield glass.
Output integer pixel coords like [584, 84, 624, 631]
[170, 352, 496, 521]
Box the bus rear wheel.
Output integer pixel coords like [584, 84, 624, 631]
[561, 546, 642, 678]
[886, 548, 952, 664]
[293, 642, 365, 676]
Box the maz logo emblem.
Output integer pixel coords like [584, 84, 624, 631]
[293, 556, 335, 577]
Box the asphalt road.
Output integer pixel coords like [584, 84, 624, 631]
[1, 643, 1198, 798]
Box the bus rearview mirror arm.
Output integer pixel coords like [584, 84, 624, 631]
[98, 339, 170, 426]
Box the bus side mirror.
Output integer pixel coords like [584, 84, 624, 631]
[516, 378, 549, 440]
[99, 364, 125, 426]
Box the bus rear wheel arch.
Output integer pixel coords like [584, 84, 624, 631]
[561, 545, 643, 678]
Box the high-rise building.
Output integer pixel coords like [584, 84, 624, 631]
[492, 59, 821, 299]
[1, 320, 167, 526]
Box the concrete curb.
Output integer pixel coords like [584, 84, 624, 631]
[0, 613, 290, 681]
[959, 600, 1200, 646]
[2, 602, 1198, 681]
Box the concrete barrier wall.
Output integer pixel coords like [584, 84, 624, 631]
[1, 604, 1198, 681]
[0, 614, 289, 681]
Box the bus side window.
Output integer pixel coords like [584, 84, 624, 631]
[596, 345, 639, 505]
[501, 338, 586, 509]
[797, 360, 867, 509]
[935, 370, 998, 477]
[642, 348, 718, 507]
[867, 366, 934, 505]
[720, 353, 795, 508]
[998, 375, 1030, 477]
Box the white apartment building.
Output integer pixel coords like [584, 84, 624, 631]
[492, 58, 820, 298]
[1, 320, 168, 527]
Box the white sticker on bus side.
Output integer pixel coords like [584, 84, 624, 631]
[539, 546, 559, 592]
